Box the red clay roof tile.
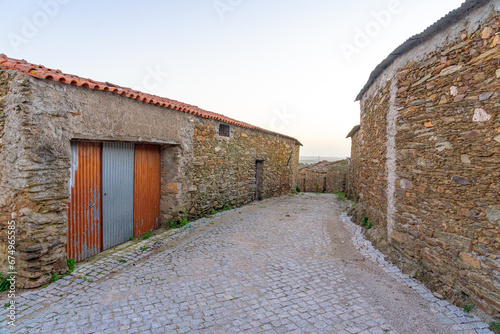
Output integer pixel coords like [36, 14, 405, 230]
[0, 54, 301, 145]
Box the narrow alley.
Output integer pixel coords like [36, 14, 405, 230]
[1, 194, 492, 333]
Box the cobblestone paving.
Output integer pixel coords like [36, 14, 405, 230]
[0, 194, 493, 333]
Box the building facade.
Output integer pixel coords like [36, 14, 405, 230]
[349, 0, 499, 314]
[299, 160, 347, 194]
[0, 56, 301, 288]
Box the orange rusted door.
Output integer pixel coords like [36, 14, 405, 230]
[66, 142, 102, 262]
[134, 144, 161, 237]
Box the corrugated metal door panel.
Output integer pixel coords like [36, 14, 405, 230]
[102, 142, 135, 250]
[134, 144, 161, 237]
[66, 142, 102, 262]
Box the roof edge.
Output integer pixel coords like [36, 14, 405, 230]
[346, 125, 360, 138]
[0, 54, 302, 146]
[355, 0, 492, 102]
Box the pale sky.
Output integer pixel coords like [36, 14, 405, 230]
[0, 0, 465, 157]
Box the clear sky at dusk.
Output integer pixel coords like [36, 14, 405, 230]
[0, 0, 465, 156]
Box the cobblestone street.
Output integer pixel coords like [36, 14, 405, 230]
[1, 194, 493, 333]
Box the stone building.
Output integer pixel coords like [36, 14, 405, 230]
[299, 160, 347, 194]
[346, 125, 361, 200]
[0, 55, 301, 288]
[348, 0, 499, 314]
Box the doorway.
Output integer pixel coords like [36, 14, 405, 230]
[67, 141, 162, 262]
[255, 160, 264, 201]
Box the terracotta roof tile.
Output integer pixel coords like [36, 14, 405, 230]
[0, 54, 301, 145]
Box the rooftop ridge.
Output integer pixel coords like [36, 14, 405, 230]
[355, 0, 491, 101]
[0, 54, 301, 145]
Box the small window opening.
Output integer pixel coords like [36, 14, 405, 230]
[219, 124, 230, 137]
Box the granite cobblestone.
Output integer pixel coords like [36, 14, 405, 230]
[0, 194, 493, 333]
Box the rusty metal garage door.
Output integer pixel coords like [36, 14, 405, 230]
[102, 142, 135, 250]
[66, 142, 102, 262]
[134, 144, 161, 237]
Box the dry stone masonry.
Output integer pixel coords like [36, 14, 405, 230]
[349, 0, 500, 315]
[191, 122, 299, 215]
[299, 160, 347, 194]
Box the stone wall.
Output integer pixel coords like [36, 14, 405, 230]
[298, 160, 347, 194]
[0, 70, 300, 288]
[357, 81, 391, 240]
[190, 121, 299, 216]
[351, 3, 500, 315]
[347, 130, 362, 200]
[0, 70, 18, 276]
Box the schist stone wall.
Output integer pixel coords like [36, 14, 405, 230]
[346, 127, 362, 201]
[190, 122, 300, 215]
[350, 1, 500, 314]
[0, 69, 300, 288]
[298, 160, 347, 194]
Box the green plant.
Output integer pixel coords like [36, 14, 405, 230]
[335, 192, 346, 201]
[140, 246, 148, 251]
[0, 274, 11, 292]
[129, 236, 134, 241]
[490, 321, 500, 334]
[361, 216, 372, 229]
[65, 258, 76, 276]
[4, 302, 10, 308]
[295, 185, 301, 193]
[139, 231, 152, 240]
[210, 209, 217, 215]
[180, 218, 188, 227]
[462, 304, 475, 313]
[118, 259, 127, 263]
[51, 274, 58, 282]
[223, 204, 232, 211]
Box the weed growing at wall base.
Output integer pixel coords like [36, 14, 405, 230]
[462, 304, 475, 313]
[139, 231, 152, 240]
[490, 321, 500, 334]
[361, 216, 372, 230]
[335, 192, 346, 201]
[0, 274, 12, 292]
[66, 258, 76, 275]
[168, 218, 189, 229]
